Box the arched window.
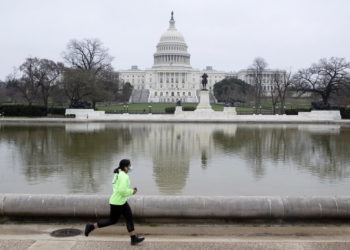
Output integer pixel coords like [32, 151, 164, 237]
[183, 92, 186, 96]
[160, 92, 163, 96]
[188, 92, 191, 96]
[155, 92, 157, 96]
[171, 92, 174, 96]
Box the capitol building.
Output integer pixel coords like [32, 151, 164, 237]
[118, 12, 281, 103]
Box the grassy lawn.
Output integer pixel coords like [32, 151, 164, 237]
[97, 103, 175, 111]
[97, 103, 225, 112]
[95, 97, 312, 113]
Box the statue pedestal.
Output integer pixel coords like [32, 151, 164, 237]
[174, 106, 183, 115]
[195, 90, 213, 113]
[223, 107, 237, 115]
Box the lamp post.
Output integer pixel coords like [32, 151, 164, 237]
[126, 105, 129, 113]
[123, 105, 126, 114]
[148, 105, 152, 114]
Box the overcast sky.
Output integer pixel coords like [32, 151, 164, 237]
[0, 0, 349, 80]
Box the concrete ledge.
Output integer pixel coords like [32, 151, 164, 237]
[1, 194, 350, 219]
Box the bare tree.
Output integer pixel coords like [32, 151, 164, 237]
[331, 80, 350, 106]
[7, 59, 40, 105]
[37, 59, 64, 109]
[249, 57, 268, 113]
[8, 58, 63, 108]
[269, 85, 279, 114]
[293, 57, 350, 108]
[62, 38, 116, 107]
[63, 38, 113, 75]
[0, 81, 7, 104]
[62, 68, 92, 106]
[272, 70, 292, 114]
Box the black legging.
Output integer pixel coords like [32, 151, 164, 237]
[97, 202, 135, 232]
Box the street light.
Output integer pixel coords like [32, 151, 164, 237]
[148, 105, 152, 114]
[123, 105, 126, 113]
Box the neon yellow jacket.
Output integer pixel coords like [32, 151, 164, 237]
[109, 171, 134, 205]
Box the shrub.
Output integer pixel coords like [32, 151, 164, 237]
[48, 107, 66, 115]
[165, 107, 175, 114]
[182, 106, 196, 111]
[339, 107, 350, 119]
[0, 105, 47, 117]
[284, 108, 311, 115]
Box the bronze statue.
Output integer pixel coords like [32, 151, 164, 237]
[201, 73, 208, 90]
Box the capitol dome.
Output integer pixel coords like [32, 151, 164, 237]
[153, 12, 191, 68]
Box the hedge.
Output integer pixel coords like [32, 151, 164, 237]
[284, 108, 311, 115]
[182, 106, 196, 111]
[165, 107, 175, 114]
[48, 107, 66, 115]
[0, 105, 66, 117]
[340, 107, 350, 119]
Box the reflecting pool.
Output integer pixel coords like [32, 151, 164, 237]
[0, 122, 349, 196]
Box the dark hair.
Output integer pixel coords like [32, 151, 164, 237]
[113, 159, 131, 173]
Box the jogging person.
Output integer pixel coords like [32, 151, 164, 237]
[84, 159, 145, 246]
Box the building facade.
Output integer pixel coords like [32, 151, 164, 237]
[118, 12, 284, 103]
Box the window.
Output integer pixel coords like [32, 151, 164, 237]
[160, 92, 163, 96]
[183, 92, 186, 96]
[188, 92, 191, 96]
[177, 92, 180, 96]
[171, 92, 174, 96]
[155, 92, 157, 96]
[166, 92, 168, 96]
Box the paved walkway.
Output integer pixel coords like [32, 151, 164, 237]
[1, 222, 350, 249]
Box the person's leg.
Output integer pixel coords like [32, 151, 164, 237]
[122, 202, 145, 245]
[97, 204, 121, 228]
[121, 202, 135, 234]
[85, 204, 121, 236]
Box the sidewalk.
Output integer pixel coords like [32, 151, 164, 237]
[1, 222, 350, 250]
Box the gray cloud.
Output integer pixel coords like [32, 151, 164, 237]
[0, 0, 349, 80]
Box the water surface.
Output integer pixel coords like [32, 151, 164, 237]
[0, 122, 349, 196]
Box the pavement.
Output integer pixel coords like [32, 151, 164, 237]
[1, 222, 350, 250]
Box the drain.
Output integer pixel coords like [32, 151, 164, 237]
[50, 228, 82, 237]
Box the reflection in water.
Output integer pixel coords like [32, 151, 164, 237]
[0, 124, 132, 193]
[213, 124, 350, 181]
[0, 123, 349, 195]
[65, 123, 106, 132]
